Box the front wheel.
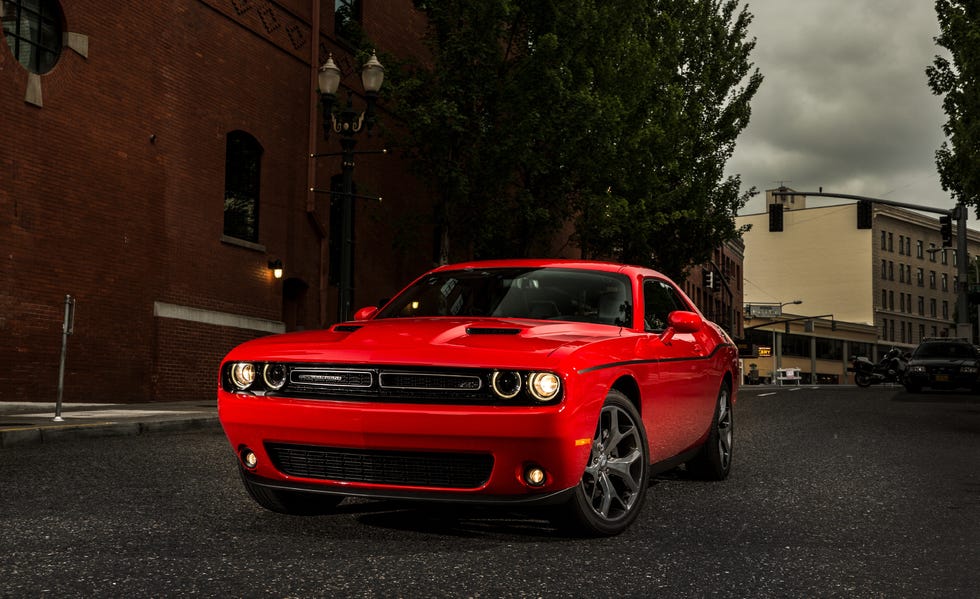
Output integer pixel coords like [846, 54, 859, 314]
[854, 372, 872, 387]
[561, 390, 650, 537]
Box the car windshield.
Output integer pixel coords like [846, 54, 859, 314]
[913, 343, 976, 359]
[376, 267, 633, 327]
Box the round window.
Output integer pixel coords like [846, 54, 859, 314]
[2, 0, 64, 74]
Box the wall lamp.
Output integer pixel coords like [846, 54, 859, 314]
[268, 259, 284, 279]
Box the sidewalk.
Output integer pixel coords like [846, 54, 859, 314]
[0, 401, 220, 448]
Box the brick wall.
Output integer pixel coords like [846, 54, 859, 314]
[0, 0, 434, 403]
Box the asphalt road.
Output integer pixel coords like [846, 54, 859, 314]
[1, 385, 977, 598]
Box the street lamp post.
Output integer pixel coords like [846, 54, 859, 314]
[316, 52, 385, 322]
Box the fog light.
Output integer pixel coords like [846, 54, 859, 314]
[241, 449, 258, 469]
[524, 465, 546, 487]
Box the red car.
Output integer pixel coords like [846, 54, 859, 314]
[218, 260, 739, 536]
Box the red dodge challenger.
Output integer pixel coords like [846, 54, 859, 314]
[218, 259, 739, 536]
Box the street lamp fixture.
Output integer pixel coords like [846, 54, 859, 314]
[268, 259, 284, 279]
[315, 51, 385, 322]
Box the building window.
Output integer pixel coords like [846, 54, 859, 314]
[919, 324, 925, 342]
[223, 131, 263, 243]
[930, 298, 937, 318]
[900, 293, 906, 312]
[943, 300, 949, 320]
[1, 0, 63, 74]
[334, 0, 363, 43]
[942, 251, 948, 265]
[899, 235, 905, 255]
[917, 268, 924, 287]
[916, 240, 923, 258]
[881, 231, 887, 250]
[918, 296, 925, 316]
[942, 273, 948, 292]
[881, 289, 887, 309]
[929, 243, 937, 262]
[889, 261, 894, 280]
[882, 319, 888, 340]
[906, 265, 912, 285]
[881, 260, 887, 279]
[929, 271, 936, 289]
[889, 290, 894, 311]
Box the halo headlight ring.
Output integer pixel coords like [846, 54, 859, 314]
[528, 372, 561, 402]
[490, 370, 522, 399]
[262, 363, 288, 390]
[229, 362, 256, 390]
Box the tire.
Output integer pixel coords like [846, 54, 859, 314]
[561, 389, 650, 537]
[687, 382, 734, 480]
[239, 468, 344, 515]
[854, 372, 872, 387]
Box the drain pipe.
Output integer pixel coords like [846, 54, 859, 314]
[306, 0, 329, 326]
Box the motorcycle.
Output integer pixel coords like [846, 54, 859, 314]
[849, 347, 909, 387]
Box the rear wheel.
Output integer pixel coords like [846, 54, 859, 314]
[687, 382, 733, 480]
[239, 468, 344, 515]
[854, 372, 872, 387]
[561, 390, 649, 536]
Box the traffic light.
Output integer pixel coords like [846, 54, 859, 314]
[768, 203, 784, 232]
[857, 200, 872, 229]
[703, 269, 714, 291]
[940, 214, 953, 247]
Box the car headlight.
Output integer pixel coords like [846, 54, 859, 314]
[960, 365, 978, 374]
[491, 370, 522, 399]
[229, 362, 256, 390]
[909, 365, 926, 373]
[263, 363, 288, 390]
[528, 372, 561, 402]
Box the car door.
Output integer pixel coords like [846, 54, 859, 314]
[638, 278, 718, 460]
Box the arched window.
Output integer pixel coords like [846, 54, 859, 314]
[223, 131, 262, 243]
[1, 0, 64, 74]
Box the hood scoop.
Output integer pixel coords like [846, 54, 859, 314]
[466, 327, 522, 336]
[332, 324, 363, 333]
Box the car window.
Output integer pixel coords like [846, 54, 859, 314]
[376, 267, 633, 327]
[913, 342, 976, 359]
[643, 279, 687, 332]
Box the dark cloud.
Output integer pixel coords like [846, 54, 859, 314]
[730, 0, 952, 214]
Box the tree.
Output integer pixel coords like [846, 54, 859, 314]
[388, 0, 761, 279]
[928, 0, 980, 214]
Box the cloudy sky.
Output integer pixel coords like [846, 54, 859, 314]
[728, 0, 953, 217]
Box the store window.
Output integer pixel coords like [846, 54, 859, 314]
[1, 0, 63, 74]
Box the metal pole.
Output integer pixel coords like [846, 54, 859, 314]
[54, 295, 75, 422]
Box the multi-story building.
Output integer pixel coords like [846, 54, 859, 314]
[681, 238, 745, 339]
[735, 187, 980, 384]
[1, 1, 434, 403]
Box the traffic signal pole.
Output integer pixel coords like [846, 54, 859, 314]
[773, 191, 970, 341]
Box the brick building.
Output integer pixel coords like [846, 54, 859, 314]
[1, 0, 434, 403]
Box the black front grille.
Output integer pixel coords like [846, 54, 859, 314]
[266, 443, 494, 489]
[379, 372, 482, 391]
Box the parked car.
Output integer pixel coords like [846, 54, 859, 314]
[904, 338, 980, 393]
[217, 260, 740, 536]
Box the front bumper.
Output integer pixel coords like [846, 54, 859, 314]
[905, 370, 977, 390]
[218, 390, 598, 499]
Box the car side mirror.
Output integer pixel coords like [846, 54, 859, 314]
[660, 310, 703, 344]
[353, 306, 378, 321]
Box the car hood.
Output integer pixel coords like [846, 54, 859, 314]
[909, 357, 977, 367]
[224, 318, 627, 368]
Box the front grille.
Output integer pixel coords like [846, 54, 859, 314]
[379, 372, 482, 391]
[266, 443, 494, 489]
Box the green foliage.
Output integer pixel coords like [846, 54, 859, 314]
[387, 0, 761, 278]
[928, 0, 980, 215]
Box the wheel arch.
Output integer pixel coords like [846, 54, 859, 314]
[610, 374, 641, 414]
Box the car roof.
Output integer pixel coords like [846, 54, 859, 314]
[429, 259, 668, 280]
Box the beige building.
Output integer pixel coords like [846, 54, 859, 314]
[735, 188, 980, 384]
